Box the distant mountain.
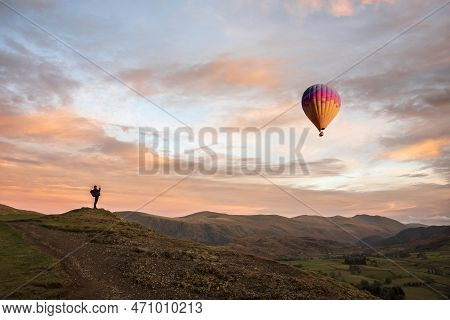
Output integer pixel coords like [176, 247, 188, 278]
[364, 226, 450, 250]
[291, 214, 409, 240]
[116, 211, 419, 258]
[405, 223, 428, 229]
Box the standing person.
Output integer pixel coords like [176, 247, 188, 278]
[90, 185, 101, 209]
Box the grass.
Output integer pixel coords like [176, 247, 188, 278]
[0, 223, 68, 299]
[38, 208, 132, 233]
[283, 252, 450, 299]
[403, 287, 443, 300]
[0, 204, 41, 222]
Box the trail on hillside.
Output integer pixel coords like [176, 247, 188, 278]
[11, 222, 146, 299]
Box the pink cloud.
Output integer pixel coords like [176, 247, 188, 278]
[294, 0, 395, 17]
[330, 0, 354, 16]
[382, 137, 450, 161]
[118, 55, 283, 98]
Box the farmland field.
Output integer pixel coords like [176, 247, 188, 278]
[282, 251, 450, 299]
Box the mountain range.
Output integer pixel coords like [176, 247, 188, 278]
[116, 211, 430, 259]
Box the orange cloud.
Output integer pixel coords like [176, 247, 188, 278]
[175, 56, 280, 89]
[119, 68, 158, 96]
[362, 0, 395, 4]
[118, 55, 282, 97]
[294, 0, 395, 17]
[222, 100, 304, 127]
[0, 108, 100, 142]
[0, 106, 137, 162]
[383, 137, 450, 161]
[330, 0, 354, 16]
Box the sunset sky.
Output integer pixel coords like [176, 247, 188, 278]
[0, 0, 449, 224]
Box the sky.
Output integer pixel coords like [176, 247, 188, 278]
[0, 0, 449, 224]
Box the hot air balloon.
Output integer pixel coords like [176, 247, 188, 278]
[301, 84, 341, 137]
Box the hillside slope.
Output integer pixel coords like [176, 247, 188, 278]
[0, 205, 372, 299]
[117, 211, 416, 258]
[292, 214, 408, 240]
[0, 204, 42, 221]
[364, 226, 450, 250]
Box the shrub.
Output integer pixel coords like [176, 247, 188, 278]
[356, 280, 405, 300]
[344, 255, 367, 265]
[349, 265, 362, 275]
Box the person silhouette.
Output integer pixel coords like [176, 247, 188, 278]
[90, 185, 101, 209]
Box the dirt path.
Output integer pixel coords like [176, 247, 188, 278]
[10, 221, 145, 299]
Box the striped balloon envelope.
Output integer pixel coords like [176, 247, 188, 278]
[301, 84, 341, 137]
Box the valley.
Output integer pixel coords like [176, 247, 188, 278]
[282, 251, 450, 299]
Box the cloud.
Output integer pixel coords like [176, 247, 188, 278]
[362, 0, 394, 4]
[172, 55, 281, 90]
[397, 173, 428, 178]
[0, 47, 79, 106]
[380, 88, 450, 122]
[332, 14, 449, 181]
[382, 137, 450, 161]
[292, 0, 395, 17]
[429, 149, 450, 183]
[1, 156, 42, 165]
[118, 68, 157, 96]
[330, 0, 354, 16]
[308, 158, 347, 176]
[223, 100, 305, 127]
[0, 105, 137, 162]
[3, 38, 29, 55]
[3, 0, 57, 10]
[407, 215, 450, 226]
[118, 54, 282, 98]
[0, 106, 100, 142]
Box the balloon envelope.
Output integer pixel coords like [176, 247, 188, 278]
[301, 84, 341, 136]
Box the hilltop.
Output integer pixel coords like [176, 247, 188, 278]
[0, 205, 372, 299]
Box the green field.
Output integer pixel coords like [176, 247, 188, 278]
[283, 252, 450, 299]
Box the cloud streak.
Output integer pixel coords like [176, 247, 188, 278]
[383, 137, 450, 161]
[292, 0, 395, 17]
[118, 54, 283, 99]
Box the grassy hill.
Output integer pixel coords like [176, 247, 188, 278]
[0, 204, 42, 221]
[0, 205, 372, 299]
